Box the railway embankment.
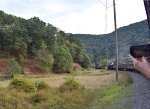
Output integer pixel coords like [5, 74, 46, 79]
[127, 71, 150, 109]
[107, 71, 150, 109]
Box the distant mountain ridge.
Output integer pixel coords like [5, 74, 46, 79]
[71, 20, 150, 64]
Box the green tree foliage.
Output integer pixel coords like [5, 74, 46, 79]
[0, 11, 91, 73]
[71, 20, 150, 66]
[53, 46, 73, 73]
[99, 59, 107, 68]
[80, 54, 91, 68]
[59, 76, 84, 92]
[26, 17, 46, 56]
[37, 50, 54, 72]
[37, 40, 54, 72]
[35, 81, 50, 91]
[9, 77, 35, 92]
[7, 58, 23, 77]
[69, 39, 91, 68]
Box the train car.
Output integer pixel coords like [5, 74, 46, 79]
[107, 62, 135, 71]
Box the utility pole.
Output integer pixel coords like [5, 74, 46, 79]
[106, 38, 108, 67]
[105, 0, 108, 67]
[113, 0, 119, 81]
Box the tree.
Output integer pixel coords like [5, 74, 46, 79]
[0, 19, 28, 59]
[80, 54, 91, 68]
[37, 50, 54, 72]
[0, 11, 92, 72]
[53, 46, 73, 73]
[99, 59, 107, 68]
[26, 17, 46, 56]
[7, 58, 23, 77]
[44, 24, 58, 51]
[36, 40, 54, 72]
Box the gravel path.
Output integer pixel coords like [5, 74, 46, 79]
[106, 71, 150, 109]
[126, 71, 150, 109]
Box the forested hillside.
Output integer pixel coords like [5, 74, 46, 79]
[1, 10, 150, 70]
[0, 10, 91, 73]
[71, 20, 150, 67]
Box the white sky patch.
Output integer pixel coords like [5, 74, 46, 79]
[0, 0, 148, 34]
[50, 3, 107, 34]
[116, 0, 146, 28]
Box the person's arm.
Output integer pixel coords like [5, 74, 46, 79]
[129, 54, 150, 79]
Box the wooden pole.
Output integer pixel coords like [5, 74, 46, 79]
[113, 0, 119, 81]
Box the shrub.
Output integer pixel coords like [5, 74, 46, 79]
[80, 54, 91, 68]
[53, 46, 73, 73]
[37, 50, 54, 72]
[35, 81, 50, 91]
[7, 58, 23, 76]
[1, 89, 31, 109]
[99, 59, 107, 68]
[31, 90, 47, 103]
[59, 76, 85, 92]
[15, 54, 25, 63]
[9, 77, 35, 92]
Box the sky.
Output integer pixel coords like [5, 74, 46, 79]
[0, 0, 147, 34]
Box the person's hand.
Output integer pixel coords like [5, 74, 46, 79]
[129, 54, 150, 79]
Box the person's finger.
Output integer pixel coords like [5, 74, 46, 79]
[128, 54, 137, 62]
[142, 56, 148, 63]
[147, 42, 150, 44]
[128, 54, 139, 67]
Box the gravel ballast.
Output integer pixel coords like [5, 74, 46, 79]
[106, 71, 150, 109]
[127, 71, 150, 109]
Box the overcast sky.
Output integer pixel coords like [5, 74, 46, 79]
[0, 0, 147, 34]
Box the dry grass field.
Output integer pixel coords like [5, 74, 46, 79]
[0, 69, 133, 109]
[0, 69, 127, 89]
[25, 69, 114, 88]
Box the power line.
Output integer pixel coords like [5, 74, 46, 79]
[97, 0, 106, 7]
[96, 0, 112, 34]
[105, 0, 108, 33]
[97, 0, 113, 8]
[96, 0, 119, 82]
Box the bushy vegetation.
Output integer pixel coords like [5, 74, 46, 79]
[0, 83, 132, 109]
[31, 90, 48, 103]
[35, 81, 50, 91]
[0, 89, 31, 109]
[0, 10, 91, 73]
[7, 58, 23, 76]
[99, 59, 108, 68]
[53, 46, 73, 73]
[9, 77, 35, 92]
[59, 76, 85, 92]
[0, 76, 94, 109]
[0, 70, 133, 109]
[37, 50, 54, 72]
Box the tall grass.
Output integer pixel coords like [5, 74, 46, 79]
[72, 69, 110, 76]
[0, 88, 95, 109]
[0, 71, 133, 109]
[87, 72, 134, 109]
[0, 77, 95, 109]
